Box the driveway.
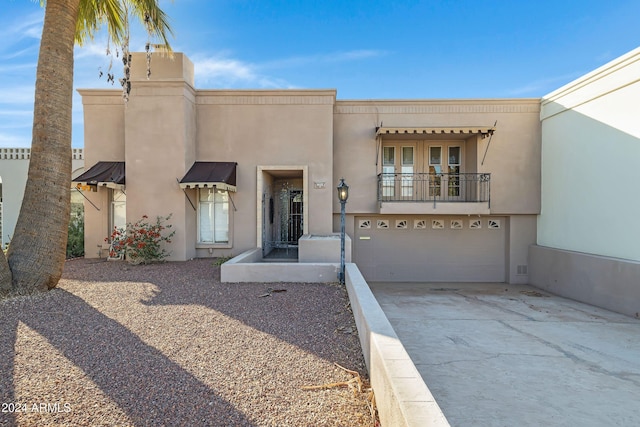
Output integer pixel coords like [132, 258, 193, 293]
[369, 282, 640, 427]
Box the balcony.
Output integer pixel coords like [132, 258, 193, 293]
[377, 172, 491, 215]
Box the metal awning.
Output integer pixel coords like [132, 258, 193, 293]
[376, 126, 495, 138]
[73, 161, 125, 190]
[179, 162, 237, 191]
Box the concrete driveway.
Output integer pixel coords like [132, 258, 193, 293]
[369, 282, 640, 427]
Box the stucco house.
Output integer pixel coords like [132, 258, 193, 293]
[75, 48, 639, 316]
[76, 52, 539, 285]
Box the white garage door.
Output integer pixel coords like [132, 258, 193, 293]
[354, 216, 506, 282]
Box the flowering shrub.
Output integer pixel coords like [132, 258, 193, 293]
[106, 214, 175, 264]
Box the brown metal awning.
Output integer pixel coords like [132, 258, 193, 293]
[73, 161, 125, 190]
[376, 126, 495, 138]
[179, 162, 237, 191]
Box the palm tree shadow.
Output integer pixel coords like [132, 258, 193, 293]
[0, 315, 18, 426]
[0, 290, 254, 426]
[138, 260, 364, 368]
[61, 259, 363, 369]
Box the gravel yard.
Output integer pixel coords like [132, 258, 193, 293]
[0, 258, 374, 426]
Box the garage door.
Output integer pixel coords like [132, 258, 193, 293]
[354, 216, 506, 282]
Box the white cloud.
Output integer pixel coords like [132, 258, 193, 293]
[508, 72, 583, 96]
[261, 49, 386, 69]
[197, 57, 256, 82]
[0, 47, 38, 63]
[0, 11, 44, 44]
[0, 109, 32, 120]
[0, 86, 35, 105]
[0, 132, 30, 147]
[192, 49, 385, 88]
[0, 61, 37, 76]
[193, 55, 293, 88]
[75, 42, 113, 60]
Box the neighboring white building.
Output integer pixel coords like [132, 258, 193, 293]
[0, 148, 85, 248]
[530, 47, 640, 317]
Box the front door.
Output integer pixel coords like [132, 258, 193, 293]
[285, 189, 303, 245]
[274, 185, 303, 248]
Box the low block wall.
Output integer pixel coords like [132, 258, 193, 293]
[220, 248, 340, 283]
[345, 263, 450, 427]
[529, 245, 640, 318]
[298, 234, 351, 263]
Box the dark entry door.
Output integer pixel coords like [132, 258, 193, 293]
[277, 188, 303, 247]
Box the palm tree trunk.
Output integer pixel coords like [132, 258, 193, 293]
[7, 0, 80, 294]
[0, 249, 11, 295]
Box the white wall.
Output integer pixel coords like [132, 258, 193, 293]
[0, 149, 30, 247]
[0, 148, 84, 248]
[539, 47, 640, 262]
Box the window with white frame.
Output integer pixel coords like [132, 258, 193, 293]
[382, 146, 395, 197]
[401, 146, 414, 197]
[448, 146, 461, 197]
[199, 188, 229, 244]
[110, 190, 126, 231]
[380, 141, 463, 201]
[429, 146, 442, 197]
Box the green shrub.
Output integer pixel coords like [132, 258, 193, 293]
[66, 203, 84, 258]
[213, 255, 232, 266]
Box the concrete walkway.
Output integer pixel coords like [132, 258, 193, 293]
[369, 282, 640, 427]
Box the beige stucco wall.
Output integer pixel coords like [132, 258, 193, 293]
[79, 54, 198, 260]
[81, 53, 336, 260]
[125, 82, 197, 260]
[332, 100, 540, 283]
[195, 90, 336, 257]
[529, 245, 640, 318]
[77, 90, 125, 257]
[506, 215, 537, 284]
[333, 99, 541, 216]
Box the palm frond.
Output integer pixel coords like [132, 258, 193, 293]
[74, 0, 173, 51]
[125, 0, 174, 52]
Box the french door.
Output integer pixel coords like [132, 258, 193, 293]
[426, 144, 462, 200]
[382, 146, 415, 199]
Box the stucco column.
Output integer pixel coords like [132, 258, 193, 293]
[124, 53, 196, 261]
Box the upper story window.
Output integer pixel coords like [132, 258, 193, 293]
[382, 142, 463, 198]
[383, 142, 463, 174]
[376, 128, 492, 204]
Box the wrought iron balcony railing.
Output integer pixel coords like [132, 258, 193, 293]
[377, 173, 490, 205]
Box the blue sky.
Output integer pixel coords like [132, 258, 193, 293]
[1, 0, 639, 148]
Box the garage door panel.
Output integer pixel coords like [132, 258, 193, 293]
[354, 216, 506, 282]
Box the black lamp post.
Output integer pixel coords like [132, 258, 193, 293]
[337, 178, 349, 284]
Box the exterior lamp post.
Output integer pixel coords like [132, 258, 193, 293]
[337, 178, 349, 284]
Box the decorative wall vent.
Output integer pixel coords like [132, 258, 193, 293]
[450, 219, 463, 229]
[414, 219, 427, 229]
[469, 219, 482, 229]
[377, 219, 389, 229]
[517, 265, 528, 275]
[358, 219, 371, 229]
[488, 219, 501, 229]
[432, 219, 444, 229]
[396, 220, 408, 229]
